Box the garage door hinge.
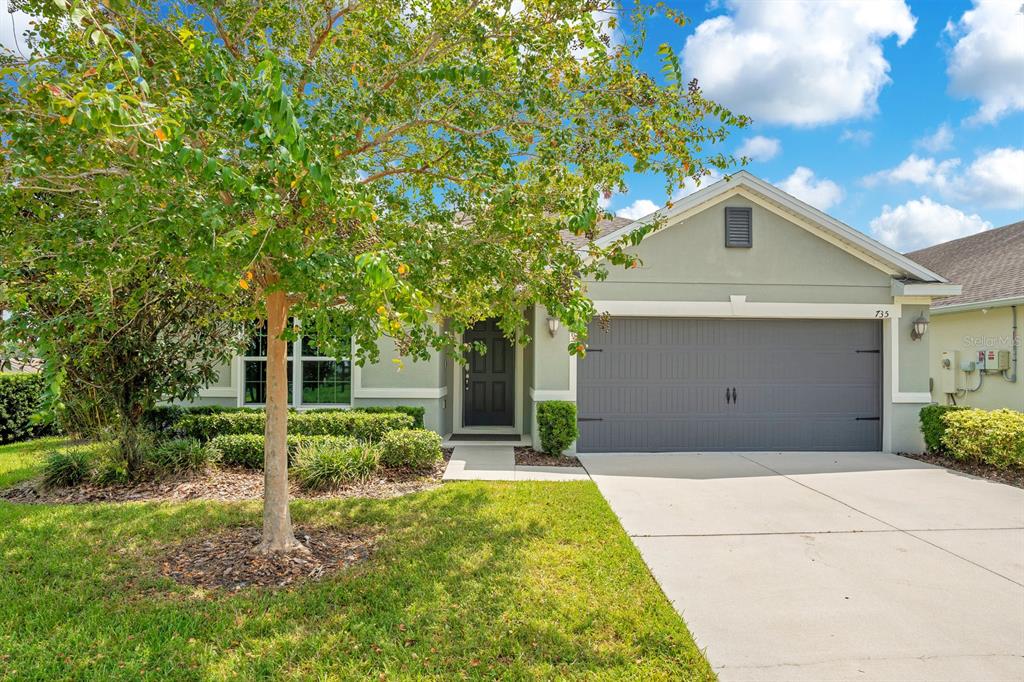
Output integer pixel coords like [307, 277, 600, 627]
[855, 349, 881, 353]
[577, 417, 603, 422]
[855, 417, 880, 421]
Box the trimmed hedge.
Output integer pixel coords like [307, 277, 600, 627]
[0, 373, 48, 444]
[178, 410, 413, 442]
[919, 404, 967, 454]
[352, 405, 425, 429]
[379, 429, 442, 470]
[941, 408, 1024, 469]
[207, 433, 358, 469]
[537, 401, 578, 456]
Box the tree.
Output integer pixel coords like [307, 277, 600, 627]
[1, 0, 747, 552]
[0, 208, 243, 474]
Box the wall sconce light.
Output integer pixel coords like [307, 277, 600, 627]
[911, 314, 929, 341]
[546, 316, 560, 337]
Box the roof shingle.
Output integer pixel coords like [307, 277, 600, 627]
[905, 221, 1024, 308]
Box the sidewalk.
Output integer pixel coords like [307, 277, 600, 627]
[442, 445, 589, 482]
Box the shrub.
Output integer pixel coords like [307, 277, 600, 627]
[942, 408, 1024, 469]
[0, 373, 49, 444]
[142, 405, 264, 435]
[919, 404, 966, 454]
[207, 434, 266, 469]
[379, 429, 442, 470]
[350, 405, 426, 429]
[207, 433, 356, 470]
[179, 410, 413, 442]
[292, 439, 379, 490]
[537, 401, 578, 456]
[148, 438, 219, 474]
[42, 443, 112, 487]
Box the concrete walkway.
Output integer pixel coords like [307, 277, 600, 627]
[442, 445, 589, 482]
[581, 451, 1024, 682]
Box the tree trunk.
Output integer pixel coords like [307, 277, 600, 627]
[256, 285, 306, 554]
[117, 394, 146, 479]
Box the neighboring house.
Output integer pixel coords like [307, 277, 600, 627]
[906, 221, 1022, 412]
[190, 171, 959, 453]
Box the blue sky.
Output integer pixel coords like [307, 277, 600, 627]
[3, 0, 1021, 252]
[608, 0, 1024, 252]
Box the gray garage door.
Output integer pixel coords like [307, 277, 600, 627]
[576, 318, 882, 452]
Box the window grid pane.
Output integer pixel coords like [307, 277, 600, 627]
[244, 360, 293, 405]
[301, 360, 351, 404]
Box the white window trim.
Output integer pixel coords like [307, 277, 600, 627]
[237, 323, 353, 408]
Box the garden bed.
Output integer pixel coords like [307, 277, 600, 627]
[514, 446, 582, 468]
[900, 451, 1024, 489]
[158, 525, 377, 591]
[0, 459, 447, 505]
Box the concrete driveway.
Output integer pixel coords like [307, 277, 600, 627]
[579, 451, 1024, 682]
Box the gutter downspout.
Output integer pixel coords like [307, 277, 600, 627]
[1005, 305, 1018, 383]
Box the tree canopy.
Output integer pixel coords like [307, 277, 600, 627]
[1, 0, 747, 551]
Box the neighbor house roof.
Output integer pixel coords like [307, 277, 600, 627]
[588, 171, 949, 284]
[905, 221, 1024, 309]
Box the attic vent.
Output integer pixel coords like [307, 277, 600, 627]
[725, 207, 753, 248]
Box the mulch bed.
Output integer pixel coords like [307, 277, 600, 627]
[900, 451, 1024, 489]
[158, 525, 377, 591]
[514, 447, 583, 468]
[0, 458, 447, 505]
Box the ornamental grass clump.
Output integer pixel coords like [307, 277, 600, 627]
[292, 439, 380, 491]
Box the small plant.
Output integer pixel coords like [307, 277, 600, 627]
[292, 438, 379, 490]
[919, 404, 966, 453]
[42, 444, 99, 487]
[93, 457, 130, 486]
[379, 429, 442, 470]
[537, 401, 578, 456]
[207, 434, 266, 469]
[148, 438, 219, 474]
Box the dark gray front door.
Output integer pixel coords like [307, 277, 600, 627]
[464, 319, 515, 427]
[577, 317, 882, 452]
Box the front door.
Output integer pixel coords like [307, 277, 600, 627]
[463, 319, 515, 427]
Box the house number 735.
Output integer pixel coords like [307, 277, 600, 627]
[874, 310, 890, 318]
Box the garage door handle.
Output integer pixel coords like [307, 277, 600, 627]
[731, 387, 738, 404]
[725, 387, 732, 404]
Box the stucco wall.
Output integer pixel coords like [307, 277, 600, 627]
[357, 337, 443, 389]
[928, 306, 1022, 411]
[587, 196, 893, 304]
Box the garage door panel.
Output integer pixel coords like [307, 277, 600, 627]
[578, 317, 882, 452]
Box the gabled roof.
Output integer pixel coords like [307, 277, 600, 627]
[589, 171, 949, 284]
[905, 221, 1024, 309]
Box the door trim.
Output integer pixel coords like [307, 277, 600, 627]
[452, 330, 524, 435]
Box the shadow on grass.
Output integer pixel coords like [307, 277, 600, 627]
[0, 482, 713, 680]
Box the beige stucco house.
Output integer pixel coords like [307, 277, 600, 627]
[906, 221, 1022, 412]
[190, 172, 961, 454]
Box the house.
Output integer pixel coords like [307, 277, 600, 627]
[190, 171, 960, 454]
[905, 221, 1022, 411]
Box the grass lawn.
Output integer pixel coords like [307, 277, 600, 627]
[0, 439, 714, 680]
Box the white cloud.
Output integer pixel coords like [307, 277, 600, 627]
[863, 154, 960, 188]
[776, 167, 844, 211]
[915, 123, 954, 153]
[870, 197, 992, 251]
[597, 192, 613, 210]
[1, 0, 36, 56]
[840, 129, 874, 146]
[945, 0, 1024, 124]
[736, 135, 781, 162]
[863, 147, 1024, 210]
[616, 199, 660, 221]
[681, 0, 916, 126]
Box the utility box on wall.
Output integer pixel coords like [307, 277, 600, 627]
[939, 350, 959, 393]
[980, 349, 1011, 372]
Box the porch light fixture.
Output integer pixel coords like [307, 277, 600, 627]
[546, 316, 560, 337]
[910, 314, 929, 341]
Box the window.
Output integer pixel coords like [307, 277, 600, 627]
[243, 322, 351, 406]
[725, 206, 753, 248]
